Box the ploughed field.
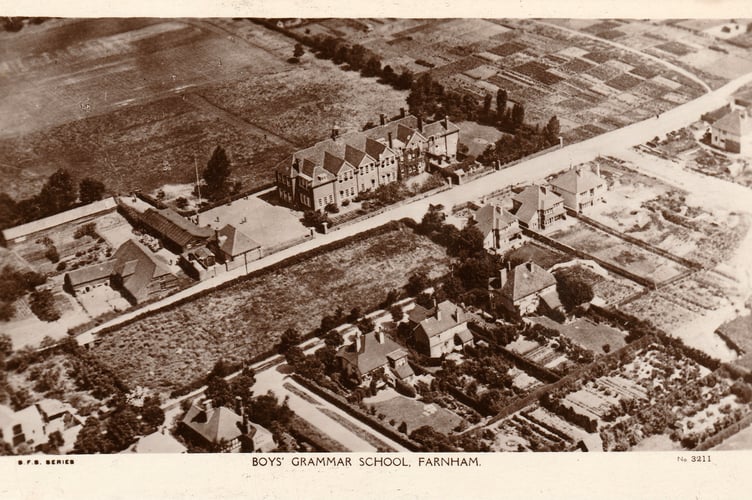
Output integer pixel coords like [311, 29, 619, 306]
[92, 226, 449, 393]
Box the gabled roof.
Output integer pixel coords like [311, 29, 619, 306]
[322, 151, 348, 175]
[36, 399, 72, 420]
[65, 261, 115, 287]
[133, 430, 187, 453]
[474, 204, 519, 238]
[217, 224, 261, 258]
[141, 208, 213, 248]
[500, 261, 557, 302]
[365, 137, 390, 158]
[182, 404, 244, 445]
[511, 185, 564, 224]
[422, 118, 460, 137]
[345, 144, 370, 166]
[112, 239, 173, 302]
[408, 304, 435, 324]
[713, 109, 752, 136]
[549, 167, 604, 195]
[417, 300, 467, 339]
[336, 332, 407, 376]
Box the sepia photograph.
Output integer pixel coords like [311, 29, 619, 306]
[1, 0, 752, 498]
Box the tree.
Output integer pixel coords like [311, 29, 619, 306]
[79, 177, 106, 204]
[545, 115, 561, 146]
[362, 56, 382, 77]
[0, 333, 12, 356]
[293, 43, 304, 58]
[249, 391, 292, 429]
[0, 193, 20, 230]
[285, 346, 306, 367]
[74, 417, 109, 454]
[175, 197, 189, 209]
[205, 375, 234, 409]
[28, 289, 60, 322]
[483, 93, 493, 119]
[106, 407, 141, 451]
[555, 271, 595, 311]
[511, 103, 525, 131]
[37, 169, 76, 217]
[396, 70, 413, 90]
[278, 328, 301, 354]
[140, 396, 165, 431]
[381, 64, 396, 84]
[203, 146, 232, 200]
[451, 225, 485, 258]
[406, 272, 431, 296]
[496, 89, 508, 121]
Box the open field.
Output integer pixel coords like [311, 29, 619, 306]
[0, 19, 408, 200]
[92, 226, 450, 393]
[456, 121, 506, 157]
[529, 316, 627, 355]
[365, 390, 464, 435]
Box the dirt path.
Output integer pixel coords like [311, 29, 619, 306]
[533, 20, 712, 93]
[182, 92, 301, 147]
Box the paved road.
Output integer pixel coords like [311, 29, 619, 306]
[77, 69, 752, 346]
[534, 20, 712, 93]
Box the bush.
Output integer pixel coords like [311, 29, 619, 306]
[44, 245, 60, 263]
[395, 379, 416, 398]
[56, 261, 67, 272]
[325, 203, 340, 214]
[73, 223, 98, 239]
[28, 289, 60, 322]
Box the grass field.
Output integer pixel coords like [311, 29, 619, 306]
[0, 19, 409, 200]
[365, 390, 464, 435]
[92, 226, 450, 393]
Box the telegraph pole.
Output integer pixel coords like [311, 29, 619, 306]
[194, 155, 202, 226]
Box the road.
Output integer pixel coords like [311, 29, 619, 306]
[533, 20, 712, 93]
[77, 69, 752, 347]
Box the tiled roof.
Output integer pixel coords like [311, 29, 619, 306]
[133, 430, 187, 453]
[217, 224, 261, 258]
[393, 363, 415, 380]
[418, 300, 467, 339]
[141, 208, 213, 249]
[713, 109, 752, 136]
[511, 185, 564, 225]
[336, 332, 406, 376]
[182, 404, 244, 445]
[474, 204, 519, 238]
[408, 304, 434, 324]
[65, 261, 115, 287]
[500, 261, 557, 302]
[549, 167, 604, 195]
[323, 151, 349, 175]
[112, 239, 172, 302]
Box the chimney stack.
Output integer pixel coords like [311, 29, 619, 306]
[444, 115, 449, 128]
[595, 162, 601, 178]
[331, 125, 339, 141]
[355, 331, 362, 352]
[380, 113, 386, 126]
[417, 115, 423, 132]
[203, 399, 213, 413]
[235, 395, 242, 415]
[388, 132, 393, 149]
[541, 185, 547, 195]
[377, 326, 385, 344]
[400, 107, 406, 118]
[500, 268, 508, 286]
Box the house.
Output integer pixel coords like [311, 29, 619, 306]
[336, 328, 414, 384]
[211, 224, 262, 271]
[276, 112, 459, 212]
[711, 108, 752, 154]
[66, 239, 178, 304]
[549, 165, 606, 213]
[0, 404, 47, 449]
[128, 428, 188, 454]
[510, 185, 566, 231]
[1, 197, 117, 248]
[35, 399, 84, 452]
[490, 261, 561, 316]
[180, 398, 275, 453]
[109, 239, 179, 304]
[138, 207, 214, 254]
[413, 300, 473, 358]
[472, 203, 522, 252]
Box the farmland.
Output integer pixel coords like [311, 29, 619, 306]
[0, 18, 408, 200]
[92, 225, 450, 393]
[289, 18, 708, 144]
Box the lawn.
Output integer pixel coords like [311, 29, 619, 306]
[457, 121, 505, 157]
[529, 316, 627, 355]
[93, 225, 450, 393]
[366, 390, 464, 435]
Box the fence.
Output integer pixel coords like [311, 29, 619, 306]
[498, 143, 561, 170]
[570, 210, 703, 271]
[522, 228, 658, 289]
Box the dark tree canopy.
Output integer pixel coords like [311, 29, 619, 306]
[38, 169, 76, 217]
[545, 115, 561, 145]
[79, 177, 106, 204]
[203, 146, 232, 200]
[555, 271, 595, 311]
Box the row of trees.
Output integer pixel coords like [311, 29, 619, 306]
[0, 169, 107, 231]
[0, 266, 46, 321]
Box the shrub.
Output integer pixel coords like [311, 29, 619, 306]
[395, 379, 417, 398]
[325, 203, 340, 214]
[28, 289, 60, 322]
[44, 245, 60, 263]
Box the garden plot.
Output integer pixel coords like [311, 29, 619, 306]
[364, 390, 464, 435]
[93, 225, 450, 393]
[549, 222, 687, 284]
[487, 407, 577, 452]
[620, 293, 699, 333]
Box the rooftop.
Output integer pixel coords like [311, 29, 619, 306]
[141, 207, 213, 248]
[549, 166, 604, 195]
[499, 261, 557, 302]
[217, 224, 261, 258]
[182, 403, 244, 445]
[65, 261, 115, 287]
[132, 430, 187, 454]
[417, 300, 467, 339]
[511, 185, 565, 225]
[713, 108, 752, 136]
[111, 239, 173, 302]
[2, 197, 117, 242]
[474, 203, 519, 238]
[336, 331, 409, 376]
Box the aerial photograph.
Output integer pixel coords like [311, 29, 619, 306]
[2, 15, 752, 456]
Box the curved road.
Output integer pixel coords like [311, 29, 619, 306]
[533, 20, 712, 93]
[77, 68, 752, 346]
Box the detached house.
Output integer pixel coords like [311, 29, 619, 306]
[490, 261, 562, 317]
[0, 404, 46, 449]
[510, 185, 566, 231]
[276, 112, 459, 212]
[180, 398, 275, 453]
[473, 203, 522, 252]
[711, 108, 752, 154]
[413, 300, 473, 358]
[211, 224, 262, 271]
[549, 165, 606, 213]
[336, 328, 414, 384]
